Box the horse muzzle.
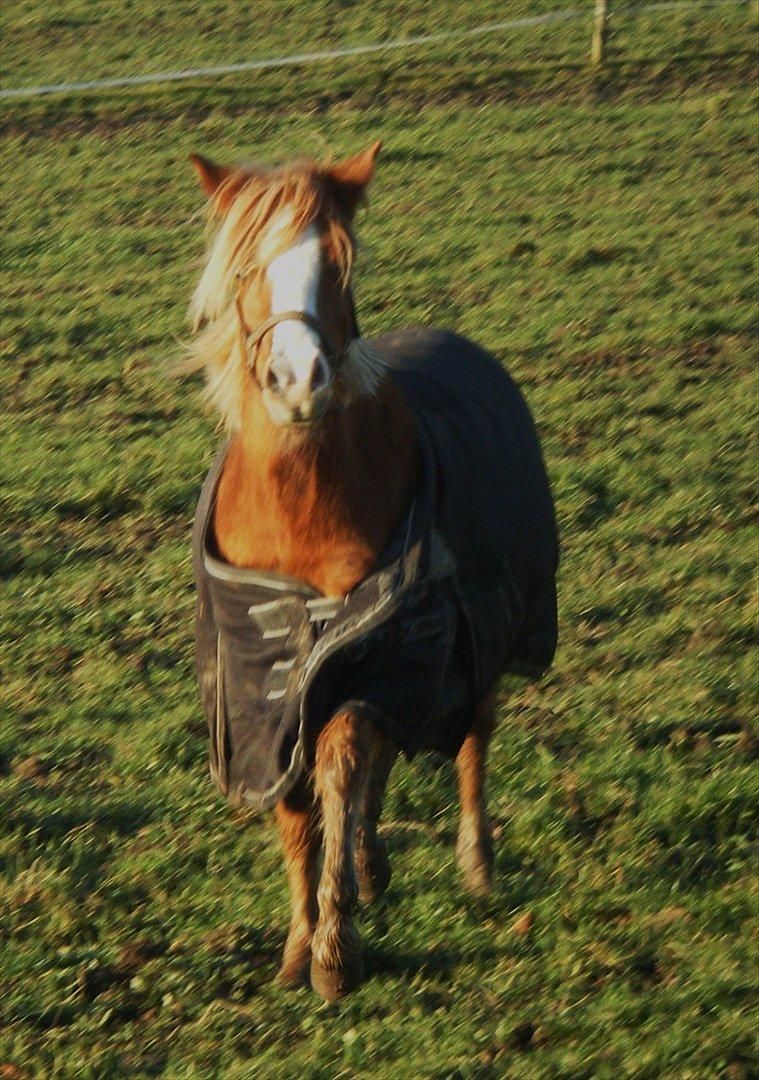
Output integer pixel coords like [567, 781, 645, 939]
[262, 350, 334, 426]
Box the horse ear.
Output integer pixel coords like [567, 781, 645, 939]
[327, 140, 382, 218]
[190, 154, 250, 213]
[189, 153, 234, 197]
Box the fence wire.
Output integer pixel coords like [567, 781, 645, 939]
[0, 0, 751, 102]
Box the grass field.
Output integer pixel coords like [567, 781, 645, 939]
[2, 2, 758, 1077]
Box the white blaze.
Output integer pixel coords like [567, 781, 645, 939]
[265, 222, 323, 381]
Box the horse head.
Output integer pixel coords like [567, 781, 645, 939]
[188, 141, 383, 430]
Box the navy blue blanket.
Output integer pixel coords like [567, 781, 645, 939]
[193, 328, 558, 810]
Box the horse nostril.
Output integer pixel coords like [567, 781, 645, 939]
[265, 365, 280, 392]
[309, 357, 328, 392]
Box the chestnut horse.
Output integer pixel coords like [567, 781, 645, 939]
[186, 141, 557, 999]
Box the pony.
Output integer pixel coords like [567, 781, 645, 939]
[186, 141, 558, 1000]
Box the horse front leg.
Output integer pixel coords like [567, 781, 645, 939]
[275, 778, 320, 987]
[311, 709, 375, 1000]
[455, 692, 496, 896]
[355, 734, 396, 904]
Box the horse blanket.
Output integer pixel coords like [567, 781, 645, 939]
[193, 328, 558, 811]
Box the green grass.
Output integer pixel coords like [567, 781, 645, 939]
[2, 2, 758, 1077]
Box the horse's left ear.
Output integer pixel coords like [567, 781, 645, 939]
[327, 140, 382, 218]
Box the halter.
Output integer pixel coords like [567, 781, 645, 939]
[234, 266, 347, 390]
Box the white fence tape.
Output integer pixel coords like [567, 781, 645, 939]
[0, 0, 749, 102]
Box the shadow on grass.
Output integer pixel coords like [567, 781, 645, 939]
[363, 942, 492, 983]
[8, 793, 157, 842]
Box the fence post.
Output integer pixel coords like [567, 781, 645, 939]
[591, 0, 611, 66]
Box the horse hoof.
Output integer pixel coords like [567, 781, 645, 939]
[457, 837, 494, 896]
[462, 864, 493, 897]
[276, 935, 312, 988]
[357, 835, 392, 905]
[310, 955, 363, 1001]
[276, 959, 310, 988]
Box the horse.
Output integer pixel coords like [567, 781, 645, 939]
[186, 141, 558, 1000]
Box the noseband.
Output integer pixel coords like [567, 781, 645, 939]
[234, 269, 347, 390]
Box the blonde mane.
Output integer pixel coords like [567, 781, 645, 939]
[185, 163, 384, 430]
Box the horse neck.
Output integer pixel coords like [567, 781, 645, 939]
[213, 379, 421, 596]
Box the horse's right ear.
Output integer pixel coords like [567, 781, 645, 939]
[190, 153, 248, 213]
[190, 154, 232, 195]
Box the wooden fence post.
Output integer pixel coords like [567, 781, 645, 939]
[591, 0, 611, 67]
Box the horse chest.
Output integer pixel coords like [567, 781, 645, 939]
[213, 441, 407, 596]
[213, 497, 381, 598]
